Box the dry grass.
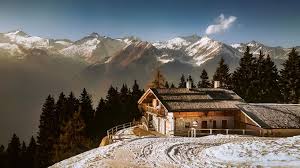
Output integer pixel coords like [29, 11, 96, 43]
[133, 127, 156, 137]
[99, 136, 109, 147]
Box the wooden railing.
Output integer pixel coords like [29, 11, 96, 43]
[140, 104, 165, 116]
[174, 128, 261, 137]
[106, 121, 140, 144]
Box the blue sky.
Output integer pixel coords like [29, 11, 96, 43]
[0, 0, 299, 47]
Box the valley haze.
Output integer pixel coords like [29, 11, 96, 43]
[0, 30, 299, 145]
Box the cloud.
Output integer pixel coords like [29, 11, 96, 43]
[205, 14, 237, 35]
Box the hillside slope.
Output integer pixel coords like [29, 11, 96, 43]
[50, 133, 300, 168]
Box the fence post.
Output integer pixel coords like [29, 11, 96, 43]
[226, 129, 228, 135]
[210, 129, 212, 134]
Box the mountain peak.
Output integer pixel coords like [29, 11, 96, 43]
[89, 32, 100, 38]
[6, 30, 28, 37]
[180, 34, 201, 43]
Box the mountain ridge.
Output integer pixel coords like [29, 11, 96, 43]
[1, 30, 298, 66]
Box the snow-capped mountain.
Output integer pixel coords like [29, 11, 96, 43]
[107, 39, 157, 66]
[231, 41, 294, 60]
[153, 35, 201, 50]
[154, 35, 241, 66]
[2, 30, 50, 49]
[153, 37, 191, 50]
[0, 30, 298, 67]
[59, 33, 129, 64]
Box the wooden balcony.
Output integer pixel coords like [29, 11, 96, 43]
[139, 104, 166, 117]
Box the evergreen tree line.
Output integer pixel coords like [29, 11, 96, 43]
[0, 81, 144, 168]
[159, 47, 300, 103]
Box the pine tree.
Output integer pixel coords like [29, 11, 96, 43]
[37, 95, 58, 168]
[170, 83, 175, 88]
[66, 92, 79, 122]
[213, 57, 231, 89]
[105, 86, 121, 126]
[0, 145, 4, 153]
[232, 46, 257, 102]
[252, 52, 282, 103]
[255, 51, 266, 101]
[20, 141, 27, 167]
[280, 48, 300, 103]
[148, 69, 166, 88]
[79, 88, 95, 137]
[26, 136, 37, 168]
[56, 92, 67, 125]
[120, 84, 131, 122]
[7, 134, 21, 168]
[53, 111, 92, 162]
[131, 80, 144, 119]
[0, 145, 5, 154]
[178, 74, 186, 88]
[93, 98, 107, 138]
[198, 69, 210, 88]
[164, 81, 170, 88]
[0, 145, 6, 168]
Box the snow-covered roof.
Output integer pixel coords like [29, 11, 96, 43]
[237, 104, 300, 129]
[142, 88, 243, 112]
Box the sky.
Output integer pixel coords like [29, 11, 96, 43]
[0, 0, 299, 47]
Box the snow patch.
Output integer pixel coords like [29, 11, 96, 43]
[202, 135, 300, 167]
[0, 43, 19, 51]
[55, 41, 72, 46]
[231, 43, 241, 48]
[60, 38, 100, 61]
[50, 131, 293, 168]
[153, 37, 190, 50]
[4, 31, 49, 49]
[157, 54, 175, 64]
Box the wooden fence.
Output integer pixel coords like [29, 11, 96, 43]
[106, 122, 140, 144]
[175, 128, 261, 137]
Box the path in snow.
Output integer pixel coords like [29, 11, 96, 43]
[50, 134, 283, 168]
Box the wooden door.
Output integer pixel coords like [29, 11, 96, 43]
[222, 120, 228, 129]
[201, 121, 208, 129]
[213, 120, 217, 129]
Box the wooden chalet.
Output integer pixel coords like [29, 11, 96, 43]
[138, 81, 300, 137]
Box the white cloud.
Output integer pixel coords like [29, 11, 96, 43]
[205, 14, 237, 35]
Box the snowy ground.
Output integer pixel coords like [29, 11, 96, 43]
[50, 127, 300, 168]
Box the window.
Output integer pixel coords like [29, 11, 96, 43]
[201, 121, 208, 129]
[213, 120, 217, 129]
[177, 118, 185, 129]
[185, 122, 190, 128]
[152, 99, 158, 107]
[222, 120, 228, 129]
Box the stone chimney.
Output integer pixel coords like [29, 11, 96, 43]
[186, 75, 192, 90]
[214, 81, 220, 88]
